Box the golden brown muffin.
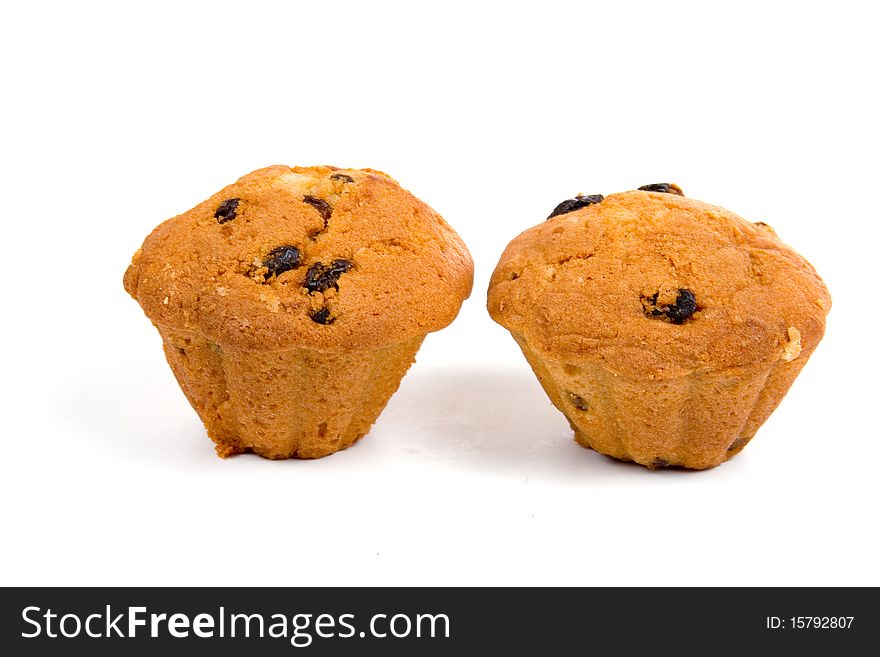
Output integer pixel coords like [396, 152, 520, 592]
[488, 184, 830, 470]
[125, 165, 473, 459]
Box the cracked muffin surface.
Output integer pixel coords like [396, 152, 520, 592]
[488, 185, 830, 469]
[125, 165, 473, 353]
[124, 165, 473, 459]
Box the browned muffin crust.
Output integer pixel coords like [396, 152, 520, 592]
[489, 190, 829, 379]
[125, 165, 473, 352]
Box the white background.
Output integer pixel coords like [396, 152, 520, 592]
[2, 1, 878, 586]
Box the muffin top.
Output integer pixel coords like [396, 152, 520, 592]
[488, 185, 830, 378]
[125, 165, 473, 352]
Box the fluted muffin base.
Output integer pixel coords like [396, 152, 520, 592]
[158, 327, 423, 459]
[513, 334, 815, 470]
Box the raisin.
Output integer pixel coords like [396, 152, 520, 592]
[263, 245, 302, 278]
[304, 259, 354, 293]
[637, 183, 684, 196]
[651, 458, 670, 469]
[643, 289, 697, 324]
[330, 173, 354, 183]
[310, 307, 333, 324]
[664, 289, 697, 323]
[547, 194, 604, 219]
[214, 198, 240, 223]
[567, 392, 589, 411]
[303, 195, 332, 221]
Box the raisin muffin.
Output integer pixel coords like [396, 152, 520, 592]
[124, 165, 473, 459]
[487, 184, 830, 470]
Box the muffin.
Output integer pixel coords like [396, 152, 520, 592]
[487, 184, 830, 470]
[124, 165, 473, 459]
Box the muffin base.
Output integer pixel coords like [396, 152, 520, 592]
[512, 334, 815, 470]
[158, 327, 424, 459]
